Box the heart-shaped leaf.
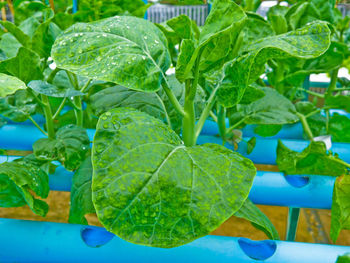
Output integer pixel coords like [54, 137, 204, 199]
[92, 108, 256, 248]
[0, 73, 27, 97]
[51, 16, 170, 92]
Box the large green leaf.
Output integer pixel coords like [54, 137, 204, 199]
[213, 21, 331, 107]
[331, 174, 350, 242]
[28, 80, 85, 97]
[276, 140, 348, 177]
[329, 114, 350, 143]
[235, 199, 279, 240]
[326, 95, 350, 113]
[69, 155, 95, 224]
[0, 161, 49, 216]
[0, 33, 22, 58]
[229, 87, 299, 125]
[92, 108, 256, 248]
[51, 16, 170, 92]
[0, 47, 43, 83]
[0, 73, 27, 97]
[33, 125, 90, 171]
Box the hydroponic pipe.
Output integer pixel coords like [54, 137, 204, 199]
[2, 124, 350, 164]
[0, 218, 348, 263]
[0, 156, 334, 209]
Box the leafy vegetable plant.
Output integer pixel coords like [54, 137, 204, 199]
[0, 0, 339, 249]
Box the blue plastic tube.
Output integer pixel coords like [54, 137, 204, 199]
[0, 156, 334, 209]
[2, 125, 350, 165]
[0, 218, 348, 263]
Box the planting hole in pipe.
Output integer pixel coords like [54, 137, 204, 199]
[238, 238, 277, 261]
[284, 175, 310, 188]
[81, 227, 115, 248]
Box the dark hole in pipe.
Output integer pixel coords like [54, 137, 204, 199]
[81, 227, 115, 248]
[238, 238, 277, 261]
[284, 174, 310, 188]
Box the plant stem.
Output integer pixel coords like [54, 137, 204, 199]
[48, 0, 55, 11]
[73, 96, 83, 126]
[1, 0, 6, 22]
[226, 117, 246, 135]
[41, 95, 55, 139]
[161, 79, 185, 116]
[296, 112, 314, 141]
[332, 158, 350, 169]
[52, 97, 67, 120]
[297, 88, 324, 98]
[209, 111, 218, 123]
[47, 68, 60, 84]
[80, 79, 92, 92]
[67, 71, 84, 127]
[195, 85, 219, 139]
[217, 106, 226, 140]
[325, 68, 340, 133]
[28, 116, 48, 136]
[182, 80, 196, 147]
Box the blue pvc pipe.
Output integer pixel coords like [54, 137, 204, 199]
[0, 218, 348, 263]
[0, 156, 335, 209]
[1, 124, 350, 165]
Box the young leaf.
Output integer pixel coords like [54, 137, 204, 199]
[28, 80, 85, 97]
[69, 155, 95, 225]
[31, 21, 62, 58]
[166, 15, 199, 41]
[33, 125, 90, 171]
[214, 21, 331, 107]
[229, 87, 299, 125]
[0, 161, 49, 216]
[92, 108, 256, 248]
[0, 73, 27, 97]
[247, 137, 256, 154]
[0, 21, 30, 47]
[239, 85, 265, 105]
[234, 199, 279, 240]
[329, 114, 350, 143]
[331, 174, 350, 243]
[52, 16, 170, 92]
[276, 140, 348, 177]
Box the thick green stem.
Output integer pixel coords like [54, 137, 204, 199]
[333, 158, 350, 169]
[182, 80, 196, 147]
[41, 95, 55, 139]
[73, 96, 83, 127]
[297, 112, 313, 141]
[67, 71, 84, 127]
[217, 106, 226, 140]
[325, 68, 340, 133]
[195, 85, 219, 139]
[47, 68, 60, 84]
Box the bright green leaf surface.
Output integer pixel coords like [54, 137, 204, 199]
[69, 155, 95, 224]
[337, 253, 350, 263]
[230, 87, 299, 125]
[92, 108, 256, 248]
[0, 161, 49, 216]
[277, 140, 348, 177]
[52, 16, 170, 92]
[0, 73, 27, 97]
